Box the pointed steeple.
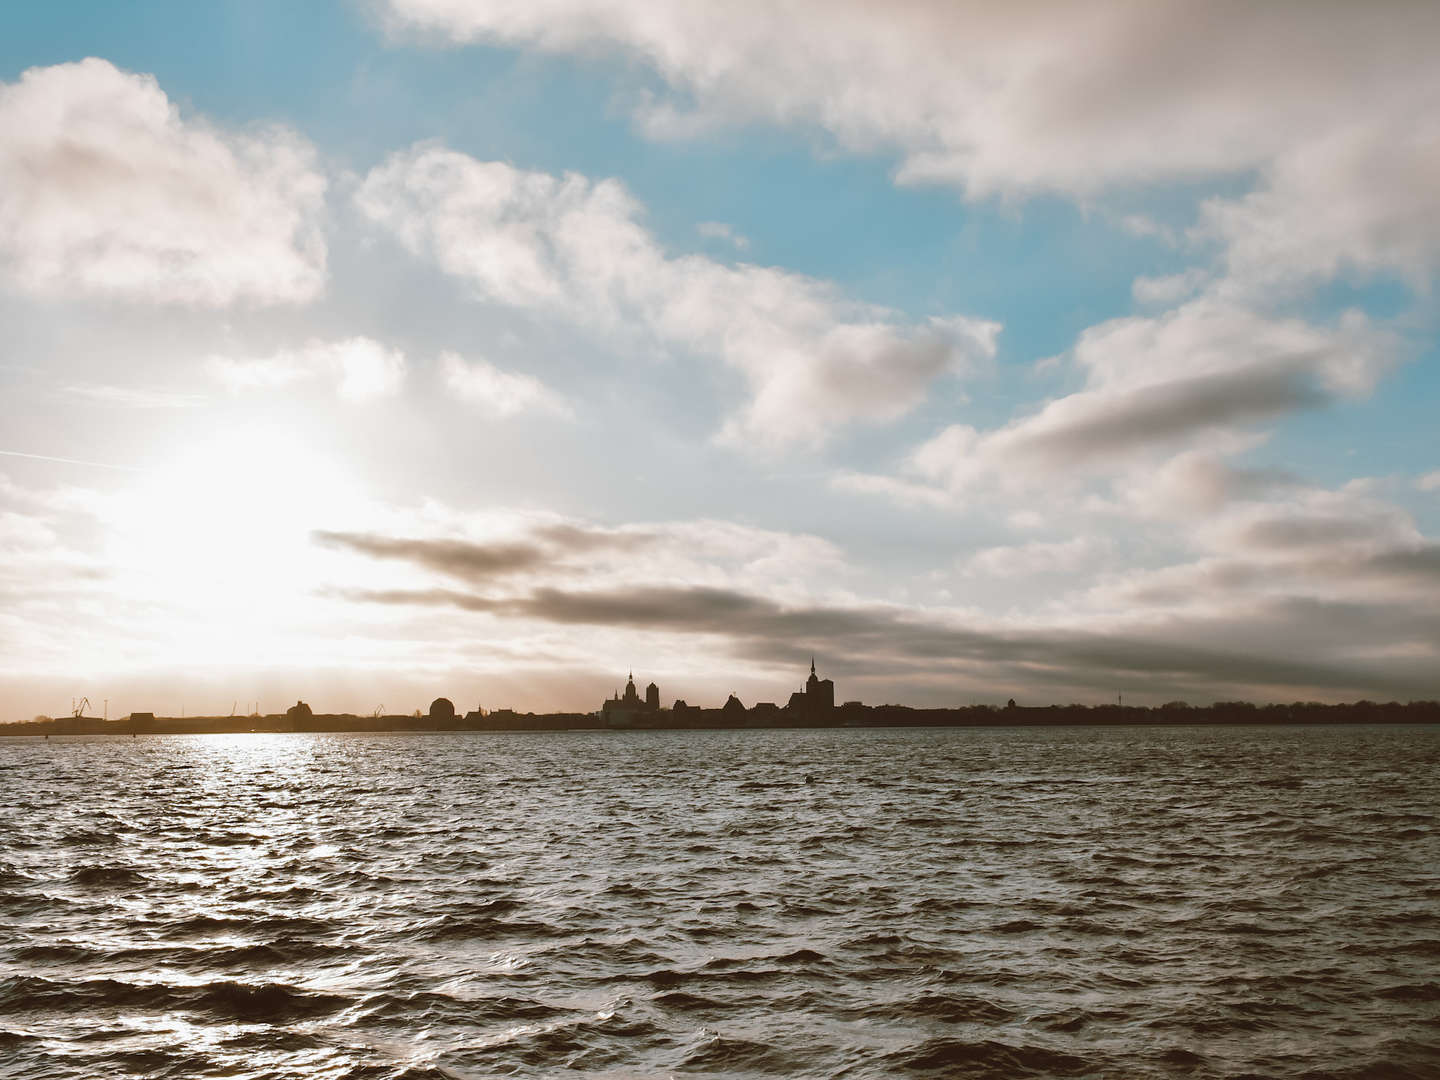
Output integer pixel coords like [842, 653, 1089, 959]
[810, 656, 816, 676]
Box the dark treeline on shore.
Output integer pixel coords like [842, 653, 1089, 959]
[6, 698, 1439, 736]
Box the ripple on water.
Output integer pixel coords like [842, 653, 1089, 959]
[0, 724, 1437, 1079]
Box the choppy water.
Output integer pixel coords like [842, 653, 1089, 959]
[1, 725, 1437, 1079]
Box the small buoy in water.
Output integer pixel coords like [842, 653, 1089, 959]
[804, 774, 815, 785]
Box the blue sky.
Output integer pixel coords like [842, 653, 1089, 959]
[2, 1, 1437, 719]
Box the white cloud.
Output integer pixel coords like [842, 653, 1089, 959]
[439, 351, 570, 418]
[896, 299, 1392, 498]
[1084, 480, 1435, 619]
[696, 220, 748, 249]
[383, 2, 1440, 199]
[1201, 115, 1440, 296]
[830, 470, 954, 510]
[839, 297, 1396, 514]
[1203, 487, 1420, 563]
[960, 536, 1106, 579]
[1132, 268, 1209, 306]
[1116, 215, 1179, 246]
[1069, 299, 1390, 397]
[355, 144, 998, 447]
[0, 59, 326, 307]
[1111, 448, 1297, 519]
[209, 338, 406, 401]
[1417, 470, 1440, 493]
[384, 2, 1440, 304]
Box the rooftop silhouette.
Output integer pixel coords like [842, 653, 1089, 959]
[9, 656, 1438, 735]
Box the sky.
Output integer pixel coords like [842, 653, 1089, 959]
[2, 0, 1438, 720]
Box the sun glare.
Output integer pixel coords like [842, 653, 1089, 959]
[104, 432, 366, 651]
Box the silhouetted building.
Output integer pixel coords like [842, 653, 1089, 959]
[601, 672, 660, 728]
[722, 693, 746, 720]
[787, 658, 835, 715]
[286, 700, 312, 721]
[429, 697, 456, 723]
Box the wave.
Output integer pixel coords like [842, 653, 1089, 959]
[679, 1031, 795, 1072]
[160, 914, 341, 938]
[58, 829, 120, 847]
[882, 1037, 1098, 1076]
[0, 975, 348, 1020]
[356, 990, 562, 1025]
[847, 992, 1016, 1024]
[993, 918, 1044, 933]
[4, 724, 1437, 1080]
[649, 989, 736, 1014]
[67, 865, 146, 888]
[12, 938, 355, 969]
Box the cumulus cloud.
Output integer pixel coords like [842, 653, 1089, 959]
[1418, 470, 1440, 493]
[913, 368, 1321, 490]
[355, 144, 998, 447]
[1084, 480, 1437, 619]
[853, 299, 1393, 501]
[439, 351, 570, 418]
[383, 2, 1440, 197]
[208, 338, 406, 401]
[1201, 114, 1440, 296]
[1112, 451, 1301, 518]
[0, 58, 326, 305]
[384, 2, 1440, 304]
[1068, 299, 1390, 397]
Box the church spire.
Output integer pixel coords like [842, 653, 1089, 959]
[810, 656, 816, 676]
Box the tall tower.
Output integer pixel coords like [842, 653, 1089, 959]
[805, 657, 834, 711]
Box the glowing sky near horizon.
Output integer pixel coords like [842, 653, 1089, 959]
[2, 0, 1438, 719]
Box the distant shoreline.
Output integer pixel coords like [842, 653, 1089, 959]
[6, 699, 1437, 736]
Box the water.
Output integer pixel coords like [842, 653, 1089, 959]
[1, 725, 1437, 1079]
